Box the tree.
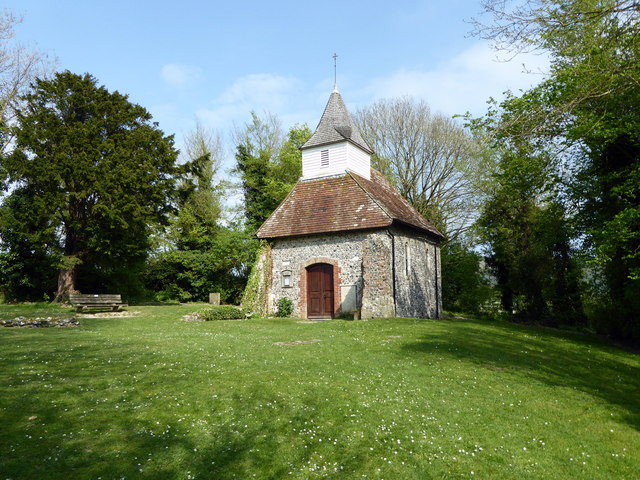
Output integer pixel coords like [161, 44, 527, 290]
[234, 112, 282, 231]
[354, 97, 489, 243]
[143, 226, 258, 304]
[471, 0, 639, 339]
[441, 241, 496, 314]
[142, 121, 258, 304]
[234, 112, 310, 231]
[0, 10, 52, 158]
[1, 71, 179, 301]
[476, 147, 585, 325]
[265, 123, 311, 206]
[173, 120, 223, 250]
[0, 186, 58, 301]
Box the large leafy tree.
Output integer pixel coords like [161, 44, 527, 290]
[1, 71, 179, 301]
[476, 147, 585, 325]
[471, 0, 639, 338]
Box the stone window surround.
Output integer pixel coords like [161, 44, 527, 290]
[297, 257, 342, 319]
[281, 269, 293, 288]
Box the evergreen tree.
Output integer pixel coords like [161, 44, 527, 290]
[234, 112, 310, 231]
[173, 122, 223, 250]
[1, 71, 178, 301]
[142, 122, 258, 304]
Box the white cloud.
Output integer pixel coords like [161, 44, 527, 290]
[161, 63, 203, 89]
[196, 73, 302, 130]
[365, 42, 550, 117]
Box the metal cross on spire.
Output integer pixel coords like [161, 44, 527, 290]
[333, 53, 338, 92]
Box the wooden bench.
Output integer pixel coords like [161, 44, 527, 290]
[69, 294, 127, 313]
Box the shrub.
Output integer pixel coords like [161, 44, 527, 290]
[275, 298, 293, 317]
[200, 305, 244, 321]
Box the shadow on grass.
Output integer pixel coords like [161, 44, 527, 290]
[0, 406, 261, 479]
[0, 379, 358, 480]
[401, 317, 640, 431]
[0, 338, 357, 480]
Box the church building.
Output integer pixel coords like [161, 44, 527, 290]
[254, 89, 444, 319]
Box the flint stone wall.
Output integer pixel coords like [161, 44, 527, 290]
[269, 230, 389, 318]
[391, 226, 442, 319]
[267, 227, 441, 319]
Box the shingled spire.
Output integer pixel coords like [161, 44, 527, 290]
[301, 91, 373, 180]
[302, 92, 372, 153]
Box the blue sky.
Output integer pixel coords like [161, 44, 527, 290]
[4, 0, 548, 162]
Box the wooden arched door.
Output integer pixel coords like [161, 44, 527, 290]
[307, 263, 334, 319]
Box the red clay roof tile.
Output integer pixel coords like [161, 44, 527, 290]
[256, 169, 444, 240]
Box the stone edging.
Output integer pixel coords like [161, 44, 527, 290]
[1, 317, 79, 328]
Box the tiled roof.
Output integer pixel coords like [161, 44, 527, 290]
[256, 169, 444, 240]
[354, 169, 444, 238]
[301, 91, 373, 154]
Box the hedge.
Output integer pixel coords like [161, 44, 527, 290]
[200, 306, 245, 321]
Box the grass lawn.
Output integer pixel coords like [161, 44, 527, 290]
[1, 304, 639, 479]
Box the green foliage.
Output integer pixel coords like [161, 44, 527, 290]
[266, 123, 310, 205]
[140, 121, 251, 305]
[199, 305, 244, 321]
[234, 113, 310, 231]
[578, 136, 640, 339]
[173, 124, 223, 251]
[1, 71, 178, 300]
[275, 297, 293, 317]
[143, 228, 258, 304]
[240, 243, 271, 315]
[173, 176, 221, 251]
[235, 142, 272, 230]
[441, 242, 496, 314]
[470, 0, 637, 337]
[0, 187, 58, 301]
[473, 143, 585, 326]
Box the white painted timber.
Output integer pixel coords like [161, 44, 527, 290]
[346, 143, 371, 180]
[302, 141, 371, 180]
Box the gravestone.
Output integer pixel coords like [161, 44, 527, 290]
[209, 293, 220, 305]
[340, 284, 358, 313]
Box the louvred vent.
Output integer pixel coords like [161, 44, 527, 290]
[321, 150, 329, 167]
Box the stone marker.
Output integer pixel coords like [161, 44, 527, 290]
[209, 293, 220, 305]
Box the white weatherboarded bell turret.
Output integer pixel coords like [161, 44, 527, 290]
[300, 91, 373, 181]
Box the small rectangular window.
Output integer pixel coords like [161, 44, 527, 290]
[405, 243, 411, 276]
[321, 149, 329, 167]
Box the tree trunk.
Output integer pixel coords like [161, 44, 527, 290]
[53, 266, 78, 303]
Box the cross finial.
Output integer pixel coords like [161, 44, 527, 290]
[333, 53, 338, 92]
